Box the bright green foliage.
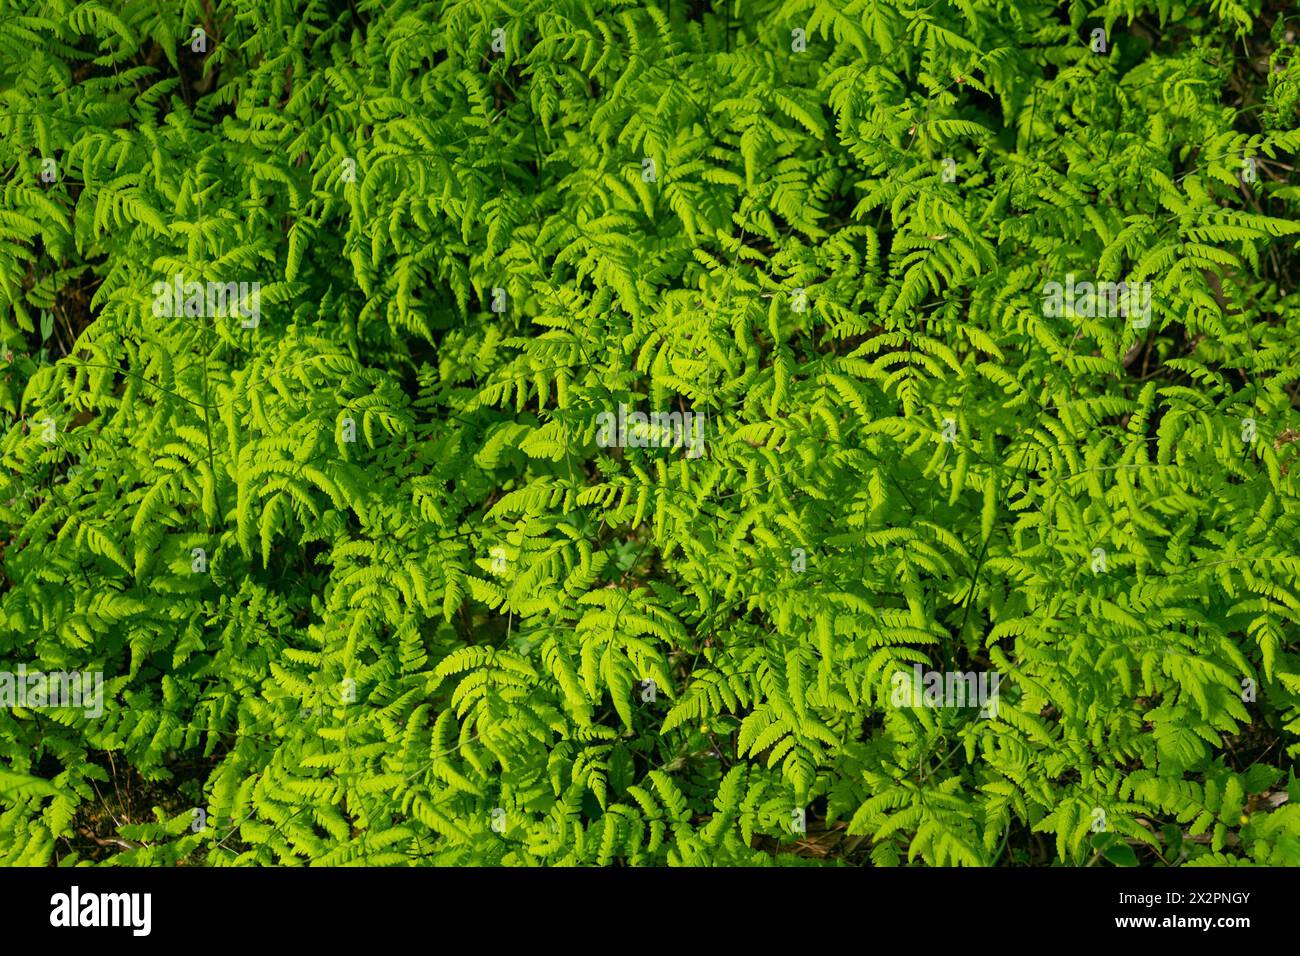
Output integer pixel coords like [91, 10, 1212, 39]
[1, 0, 1300, 867]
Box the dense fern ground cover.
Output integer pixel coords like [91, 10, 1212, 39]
[1, 0, 1299, 868]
